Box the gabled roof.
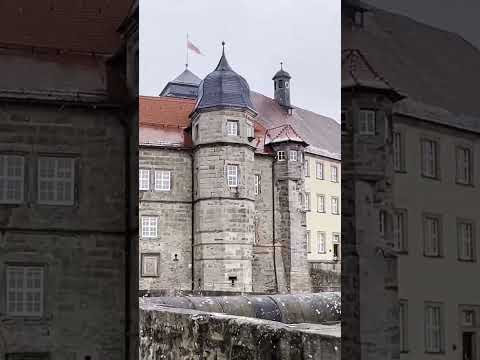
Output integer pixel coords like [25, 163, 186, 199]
[265, 125, 307, 145]
[140, 96, 195, 128]
[0, 0, 132, 54]
[342, 5, 480, 118]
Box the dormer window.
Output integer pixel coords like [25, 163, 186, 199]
[227, 120, 239, 136]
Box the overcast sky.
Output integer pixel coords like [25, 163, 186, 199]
[139, 0, 341, 122]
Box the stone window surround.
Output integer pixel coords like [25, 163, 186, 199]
[331, 196, 339, 215]
[154, 170, 171, 191]
[5, 263, 46, 318]
[0, 152, 79, 207]
[141, 215, 158, 239]
[140, 253, 160, 277]
[289, 150, 298, 162]
[420, 136, 441, 180]
[315, 161, 324, 180]
[139, 168, 150, 191]
[0, 153, 25, 204]
[304, 159, 310, 177]
[37, 156, 75, 206]
[277, 151, 286, 161]
[358, 108, 376, 135]
[254, 174, 261, 195]
[226, 119, 239, 136]
[330, 165, 338, 182]
[422, 212, 443, 258]
[226, 163, 239, 188]
[455, 144, 474, 186]
[316, 231, 326, 254]
[316, 194, 325, 213]
[457, 218, 476, 262]
[393, 208, 408, 253]
[424, 301, 445, 354]
[139, 167, 173, 192]
[393, 129, 407, 173]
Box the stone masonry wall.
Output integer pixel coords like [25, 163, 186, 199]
[0, 104, 126, 359]
[139, 149, 192, 292]
[139, 305, 340, 360]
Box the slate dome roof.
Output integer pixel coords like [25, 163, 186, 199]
[272, 63, 291, 80]
[194, 45, 256, 114]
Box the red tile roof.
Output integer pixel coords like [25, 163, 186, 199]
[0, 0, 132, 54]
[140, 96, 195, 128]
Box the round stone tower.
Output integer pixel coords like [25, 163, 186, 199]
[190, 43, 257, 292]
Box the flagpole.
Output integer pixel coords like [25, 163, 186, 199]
[186, 33, 189, 68]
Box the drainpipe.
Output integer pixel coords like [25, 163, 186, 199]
[272, 157, 279, 293]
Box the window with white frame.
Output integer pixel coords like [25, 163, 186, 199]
[331, 196, 339, 214]
[141, 253, 160, 277]
[277, 151, 286, 161]
[332, 233, 340, 243]
[0, 155, 24, 204]
[425, 302, 444, 353]
[6, 266, 44, 316]
[316, 162, 324, 179]
[246, 122, 254, 138]
[393, 209, 408, 252]
[38, 157, 75, 205]
[227, 165, 239, 187]
[289, 150, 297, 162]
[141, 216, 158, 238]
[359, 109, 376, 135]
[424, 215, 441, 257]
[421, 139, 439, 178]
[226, 120, 239, 136]
[154, 170, 171, 191]
[331, 165, 338, 182]
[317, 231, 326, 253]
[458, 221, 475, 261]
[306, 230, 311, 253]
[379, 210, 386, 237]
[304, 159, 310, 177]
[393, 131, 404, 171]
[456, 147, 472, 185]
[400, 300, 408, 352]
[304, 192, 311, 211]
[254, 174, 261, 195]
[462, 309, 476, 327]
[317, 194, 325, 213]
[139, 169, 150, 190]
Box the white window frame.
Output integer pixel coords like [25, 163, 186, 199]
[316, 162, 324, 179]
[277, 151, 286, 161]
[226, 120, 239, 136]
[37, 157, 75, 205]
[227, 165, 239, 187]
[425, 302, 444, 353]
[331, 165, 338, 182]
[393, 209, 408, 252]
[317, 194, 325, 213]
[141, 216, 158, 238]
[393, 131, 404, 171]
[421, 139, 438, 178]
[306, 230, 311, 253]
[154, 170, 171, 191]
[317, 231, 326, 254]
[139, 169, 150, 191]
[141, 253, 160, 277]
[0, 154, 25, 204]
[254, 174, 260, 195]
[458, 221, 475, 261]
[304, 192, 311, 211]
[331, 196, 339, 215]
[359, 109, 376, 135]
[304, 159, 310, 177]
[400, 300, 408, 352]
[332, 233, 340, 243]
[289, 150, 297, 162]
[6, 266, 44, 317]
[246, 122, 254, 138]
[456, 146, 472, 185]
[424, 215, 441, 257]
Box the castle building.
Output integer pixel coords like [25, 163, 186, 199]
[0, 1, 138, 359]
[139, 44, 341, 294]
[342, 2, 480, 359]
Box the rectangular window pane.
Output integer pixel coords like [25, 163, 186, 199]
[141, 254, 159, 277]
[0, 155, 25, 204]
[289, 151, 297, 162]
[458, 221, 474, 261]
[317, 232, 326, 253]
[331, 197, 339, 214]
[155, 170, 171, 191]
[359, 110, 376, 135]
[142, 216, 158, 238]
[139, 169, 150, 190]
[421, 140, 438, 178]
[331, 165, 338, 182]
[6, 266, 44, 316]
[227, 120, 238, 136]
[394, 210, 408, 252]
[38, 157, 74, 205]
[456, 147, 472, 184]
[424, 215, 441, 257]
[304, 192, 311, 211]
[254, 175, 260, 195]
[425, 303, 443, 353]
[393, 132, 403, 171]
[304, 159, 310, 177]
[316, 162, 324, 179]
[277, 151, 286, 161]
[227, 165, 238, 187]
[317, 194, 325, 212]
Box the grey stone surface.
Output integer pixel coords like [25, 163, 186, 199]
[139, 305, 340, 360]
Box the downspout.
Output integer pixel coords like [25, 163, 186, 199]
[272, 157, 279, 293]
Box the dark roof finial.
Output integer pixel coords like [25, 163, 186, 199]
[222, 41, 225, 54]
[215, 41, 232, 71]
[280, 62, 283, 70]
